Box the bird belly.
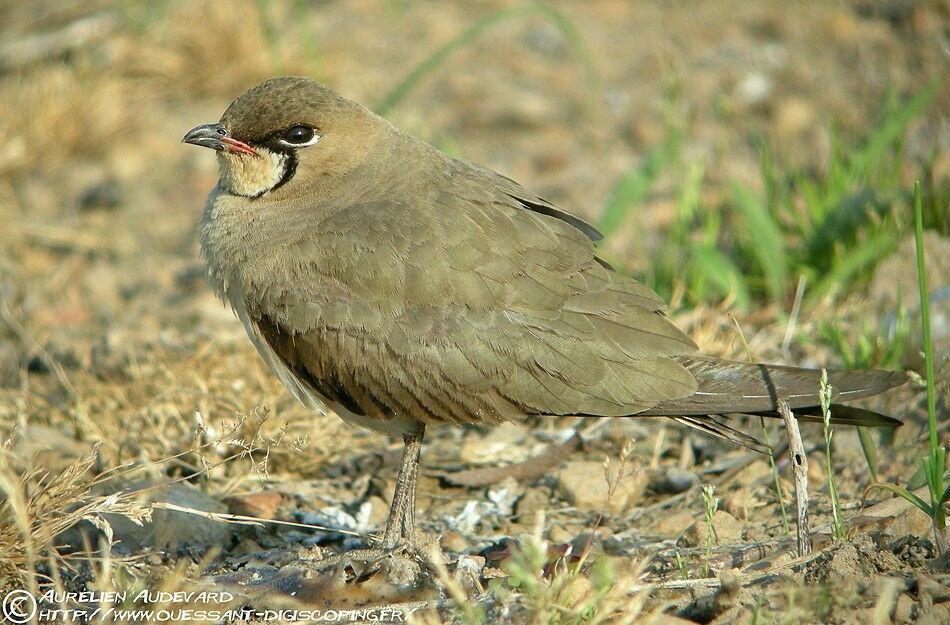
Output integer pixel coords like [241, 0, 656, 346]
[327, 402, 420, 436]
[230, 288, 417, 436]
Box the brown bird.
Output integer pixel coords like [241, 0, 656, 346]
[184, 76, 905, 557]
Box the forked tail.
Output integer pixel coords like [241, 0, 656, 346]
[642, 357, 906, 451]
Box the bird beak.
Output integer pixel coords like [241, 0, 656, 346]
[182, 123, 257, 156]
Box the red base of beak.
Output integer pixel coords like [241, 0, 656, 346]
[221, 137, 258, 156]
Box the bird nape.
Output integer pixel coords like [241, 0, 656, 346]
[184, 76, 906, 561]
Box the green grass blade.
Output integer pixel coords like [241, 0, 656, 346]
[817, 321, 857, 368]
[924, 451, 945, 506]
[804, 189, 887, 269]
[914, 178, 946, 539]
[857, 427, 879, 483]
[851, 81, 938, 182]
[671, 162, 705, 242]
[869, 483, 933, 517]
[730, 182, 788, 302]
[597, 145, 669, 237]
[688, 244, 752, 310]
[807, 226, 899, 305]
[914, 180, 939, 456]
[907, 463, 928, 490]
[375, 3, 600, 115]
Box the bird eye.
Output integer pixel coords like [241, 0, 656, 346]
[280, 125, 317, 146]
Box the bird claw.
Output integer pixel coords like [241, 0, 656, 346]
[314, 539, 431, 576]
[310, 542, 437, 595]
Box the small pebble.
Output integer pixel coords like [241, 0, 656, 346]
[440, 530, 469, 553]
[649, 468, 698, 494]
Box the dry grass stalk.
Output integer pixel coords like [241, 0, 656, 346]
[777, 399, 811, 556]
[0, 65, 130, 174]
[0, 440, 149, 593]
[415, 525, 658, 625]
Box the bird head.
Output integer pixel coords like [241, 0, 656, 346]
[183, 76, 385, 198]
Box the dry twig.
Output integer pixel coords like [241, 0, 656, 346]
[439, 430, 582, 487]
[778, 399, 811, 556]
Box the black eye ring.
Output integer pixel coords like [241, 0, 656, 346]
[282, 125, 316, 145]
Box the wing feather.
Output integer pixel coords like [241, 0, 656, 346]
[239, 157, 701, 425]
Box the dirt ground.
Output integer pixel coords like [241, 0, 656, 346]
[0, 1, 947, 624]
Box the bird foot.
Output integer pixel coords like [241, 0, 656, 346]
[311, 539, 441, 596]
[315, 537, 432, 573]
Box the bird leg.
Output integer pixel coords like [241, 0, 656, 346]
[380, 428, 424, 550]
[314, 427, 427, 572]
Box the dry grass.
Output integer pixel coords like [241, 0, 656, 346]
[116, 0, 297, 96]
[0, 440, 147, 593]
[414, 520, 659, 625]
[0, 0, 317, 176]
[0, 65, 129, 174]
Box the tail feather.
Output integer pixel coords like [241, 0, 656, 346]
[673, 415, 772, 453]
[768, 404, 902, 428]
[643, 357, 906, 429]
